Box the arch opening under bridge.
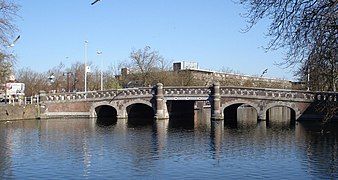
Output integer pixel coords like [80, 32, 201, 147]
[95, 105, 118, 126]
[223, 103, 259, 128]
[265, 106, 296, 127]
[126, 103, 154, 126]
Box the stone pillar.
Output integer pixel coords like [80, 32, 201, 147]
[36, 91, 47, 119]
[258, 110, 266, 121]
[154, 119, 169, 151]
[154, 83, 169, 120]
[211, 82, 222, 120]
[116, 118, 128, 131]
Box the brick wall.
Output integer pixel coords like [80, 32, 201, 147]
[0, 104, 37, 121]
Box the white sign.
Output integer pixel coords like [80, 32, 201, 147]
[86, 65, 91, 73]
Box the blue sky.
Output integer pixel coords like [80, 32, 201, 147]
[13, 0, 296, 80]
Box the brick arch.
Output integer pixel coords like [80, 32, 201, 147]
[121, 99, 154, 118]
[262, 102, 301, 120]
[221, 99, 260, 117]
[89, 101, 120, 118]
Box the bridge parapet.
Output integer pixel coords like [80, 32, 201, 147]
[46, 92, 88, 101]
[315, 92, 337, 101]
[218, 87, 334, 102]
[44, 87, 154, 102]
[42, 85, 337, 103]
[163, 86, 211, 96]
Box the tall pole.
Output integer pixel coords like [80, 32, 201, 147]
[84, 40, 88, 93]
[307, 65, 310, 91]
[97, 51, 103, 91]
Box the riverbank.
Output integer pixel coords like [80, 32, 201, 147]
[0, 104, 39, 121]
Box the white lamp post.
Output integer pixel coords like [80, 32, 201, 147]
[97, 50, 103, 91]
[84, 40, 88, 94]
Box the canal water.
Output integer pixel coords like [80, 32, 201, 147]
[0, 117, 337, 179]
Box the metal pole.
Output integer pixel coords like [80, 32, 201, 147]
[101, 57, 103, 91]
[84, 40, 88, 94]
[97, 51, 103, 91]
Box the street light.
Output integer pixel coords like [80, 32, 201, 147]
[97, 50, 103, 91]
[84, 40, 88, 94]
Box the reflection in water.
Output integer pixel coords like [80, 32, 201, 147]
[0, 117, 336, 179]
[0, 123, 14, 178]
[169, 116, 194, 130]
[295, 122, 338, 179]
[96, 117, 117, 127]
[127, 117, 153, 127]
[153, 119, 169, 153]
[210, 121, 223, 161]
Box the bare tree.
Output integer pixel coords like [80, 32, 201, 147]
[239, 0, 337, 91]
[127, 46, 168, 86]
[16, 68, 48, 96]
[0, 0, 19, 84]
[0, 0, 19, 49]
[102, 64, 121, 90]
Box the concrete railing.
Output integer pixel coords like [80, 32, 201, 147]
[40, 86, 337, 103]
[164, 86, 211, 96]
[1, 95, 40, 106]
[219, 87, 337, 102]
[43, 87, 154, 102]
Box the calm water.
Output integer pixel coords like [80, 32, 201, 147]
[0, 118, 337, 179]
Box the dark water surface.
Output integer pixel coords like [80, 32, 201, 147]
[0, 118, 337, 179]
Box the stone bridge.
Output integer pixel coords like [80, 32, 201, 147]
[39, 83, 337, 122]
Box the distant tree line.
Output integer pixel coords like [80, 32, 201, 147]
[15, 62, 119, 96]
[15, 46, 299, 96]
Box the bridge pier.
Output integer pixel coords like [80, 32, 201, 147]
[258, 112, 267, 121]
[154, 83, 169, 120]
[211, 82, 223, 120]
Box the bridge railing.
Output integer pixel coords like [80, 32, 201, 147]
[41, 85, 337, 103]
[0, 95, 41, 106]
[163, 86, 211, 96]
[162, 86, 337, 101]
[43, 87, 154, 102]
[219, 86, 337, 102]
